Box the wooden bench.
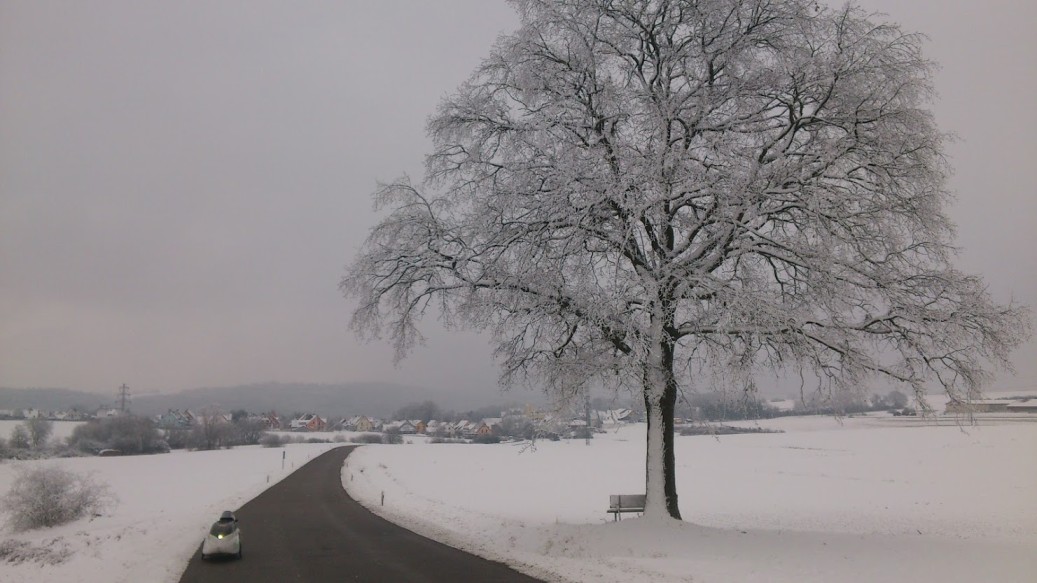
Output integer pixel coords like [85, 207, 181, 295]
[607, 494, 646, 521]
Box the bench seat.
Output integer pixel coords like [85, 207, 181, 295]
[607, 494, 646, 520]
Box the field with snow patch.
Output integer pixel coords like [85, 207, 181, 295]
[0, 412, 1033, 583]
[0, 420, 84, 442]
[343, 415, 1037, 583]
[0, 442, 340, 583]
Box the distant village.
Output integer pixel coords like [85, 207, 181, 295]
[6, 396, 1037, 428]
[4, 391, 1035, 449]
[0, 404, 641, 442]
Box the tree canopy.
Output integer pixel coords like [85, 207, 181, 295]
[343, 0, 1030, 519]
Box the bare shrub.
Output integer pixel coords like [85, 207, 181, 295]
[191, 408, 233, 450]
[2, 466, 116, 531]
[25, 418, 53, 449]
[350, 433, 383, 444]
[164, 427, 191, 450]
[234, 418, 268, 446]
[9, 426, 29, 450]
[259, 433, 284, 448]
[69, 416, 166, 455]
[679, 425, 783, 436]
[428, 437, 465, 444]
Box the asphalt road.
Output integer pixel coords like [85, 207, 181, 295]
[177, 445, 543, 583]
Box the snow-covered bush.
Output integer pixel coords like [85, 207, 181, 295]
[9, 426, 29, 450]
[69, 416, 166, 455]
[259, 433, 284, 448]
[2, 466, 116, 531]
[25, 418, 53, 449]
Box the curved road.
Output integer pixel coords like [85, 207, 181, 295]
[178, 445, 543, 582]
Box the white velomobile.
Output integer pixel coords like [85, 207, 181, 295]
[201, 510, 242, 560]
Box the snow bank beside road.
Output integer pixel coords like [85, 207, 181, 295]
[343, 420, 1037, 583]
[0, 443, 340, 583]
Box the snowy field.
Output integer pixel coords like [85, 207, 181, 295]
[0, 442, 340, 583]
[0, 420, 84, 442]
[343, 415, 1037, 583]
[0, 412, 1034, 583]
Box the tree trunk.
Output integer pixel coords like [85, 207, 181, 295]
[643, 331, 681, 520]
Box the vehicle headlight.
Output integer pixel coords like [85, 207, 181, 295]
[217, 534, 224, 539]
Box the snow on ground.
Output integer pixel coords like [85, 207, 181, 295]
[268, 429, 433, 445]
[0, 442, 341, 583]
[0, 420, 84, 443]
[343, 416, 1037, 583]
[0, 411, 1034, 583]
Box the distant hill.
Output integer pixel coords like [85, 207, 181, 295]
[0, 387, 116, 412]
[0, 382, 544, 420]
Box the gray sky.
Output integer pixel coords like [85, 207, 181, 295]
[1, 0, 1034, 397]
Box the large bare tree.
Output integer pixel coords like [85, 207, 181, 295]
[342, 0, 1029, 520]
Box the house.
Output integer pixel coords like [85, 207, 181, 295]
[945, 400, 1012, 414]
[414, 420, 427, 434]
[158, 409, 196, 428]
[1006, 399, 1037, 413]
[523, 404, 548, 423]
[344, 415, 378, 432]
[289, 414, 326, 432]
[240, 411, 282, 430]
[475, 418, 502, 437]
[450, 419, 476, 437]
[383, 420, 419, 434]
[54, 409, 90, 421]
[594, 409, 635, 426]
[354, 416, 374, 432]
[197, 411, 233, 426]
[261, 411, 282, 430]
[460, 417, 479, 435]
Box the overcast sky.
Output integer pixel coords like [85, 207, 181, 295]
[1, 0, 1034, 398]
